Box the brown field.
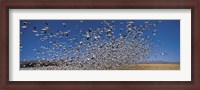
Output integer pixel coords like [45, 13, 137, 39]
[121, 63, 180, 70]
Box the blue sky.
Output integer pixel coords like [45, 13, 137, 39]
[20, 20, 180, 62]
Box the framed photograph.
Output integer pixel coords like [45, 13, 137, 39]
[1, 0, 199, 89]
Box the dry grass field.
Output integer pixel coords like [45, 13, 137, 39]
[20, 60, 180, 70]
[121, 63, 180, 70]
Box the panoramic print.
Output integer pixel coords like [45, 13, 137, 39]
[20, 20, 180, 70]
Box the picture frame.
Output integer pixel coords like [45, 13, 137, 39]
[0, 0, 199, 90]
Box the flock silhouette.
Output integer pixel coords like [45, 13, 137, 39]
[20, 20, 166, 70]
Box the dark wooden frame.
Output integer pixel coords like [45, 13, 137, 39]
[0, 0, 199, 90]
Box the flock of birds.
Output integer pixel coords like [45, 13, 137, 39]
[20, 20, 166, 70]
